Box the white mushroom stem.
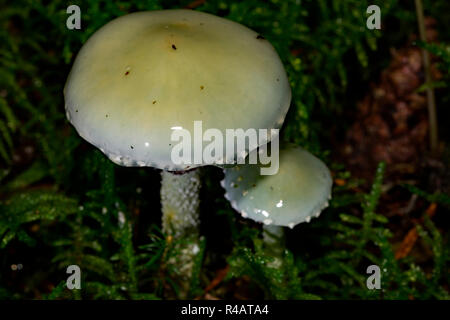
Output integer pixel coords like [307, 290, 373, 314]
[262, 225, 285, 268]
[160, 169, 201, 297]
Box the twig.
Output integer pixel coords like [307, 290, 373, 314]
[199, 265, 230, 298]
[414, 0, 439, 154]
[185, 0, 206, 9]
[395, 202, 437, 259]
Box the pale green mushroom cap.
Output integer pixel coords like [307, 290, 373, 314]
[222, 143, 332, 228]
[64, 9, 291, 170]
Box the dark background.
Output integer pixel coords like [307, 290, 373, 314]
[0, 0, 449, 300]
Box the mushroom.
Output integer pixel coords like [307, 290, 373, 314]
[64, 9, 291, 294]
[222, 143, 332, 228]
[221, 143, 332, 265]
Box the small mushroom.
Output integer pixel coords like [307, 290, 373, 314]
[222, 143, 332, 228]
